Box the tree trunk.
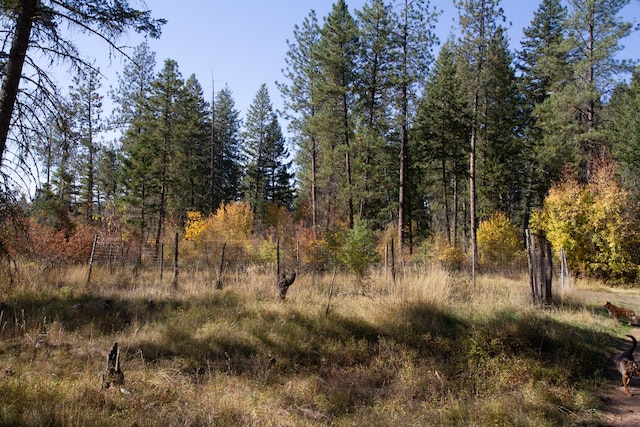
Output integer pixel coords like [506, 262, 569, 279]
[343, 96, 354, 230]
[397, 0, 410, 257]
[0, 0, 37, 166]
[398, 121, 407, 257]
[311, 133, 318, 234]
[210, 80, 217, 213]
[452, 160, 459, 247]
[441, 155, 451, 244]
[470, 88, 478, 287]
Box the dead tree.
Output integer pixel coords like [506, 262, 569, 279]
[526, 229, 553, 306]
[102, 342, 124, 389]
[277, 270, 297, 301]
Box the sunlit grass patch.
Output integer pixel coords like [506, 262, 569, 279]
[0, 260, 633, 425]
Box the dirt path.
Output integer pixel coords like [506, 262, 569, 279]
[601, 326, 640, 426]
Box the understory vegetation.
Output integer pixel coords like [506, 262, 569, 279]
[0, 263, 633, 426]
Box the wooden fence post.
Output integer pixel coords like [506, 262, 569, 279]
[86, 234, 98, 287]
[160, 242, 164, 280]
[390, 238, 396, 285]
[276, 238, 280, 277]
[560, 247, 569, 290]
[540, 233, 553, 305]
[385, 243, 389, 278]
[170, 232, 179, 289]
[214, 242, 226, 290]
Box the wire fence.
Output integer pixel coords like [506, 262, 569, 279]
[86, 233, 338, 281]
[82, 231, 566, 293]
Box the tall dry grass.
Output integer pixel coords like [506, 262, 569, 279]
[0, 261, 633, 426]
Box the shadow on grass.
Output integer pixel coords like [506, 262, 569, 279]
[0, 288, 624, 422]
[0, 290, 243, 336]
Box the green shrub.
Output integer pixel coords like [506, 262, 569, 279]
[338, 221, 379, 277]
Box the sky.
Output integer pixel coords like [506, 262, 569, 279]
[66, 0, 639, 139]
[13, 0, 640, 195]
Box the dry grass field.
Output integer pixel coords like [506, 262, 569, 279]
[0, 262, 636, 426]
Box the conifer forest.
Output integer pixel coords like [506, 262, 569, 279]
[4, 1, 640, 425]
[1, 0, 640, 282]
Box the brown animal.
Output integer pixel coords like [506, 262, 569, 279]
[605, 301, 637, 325]
[615, 335, 639, 397]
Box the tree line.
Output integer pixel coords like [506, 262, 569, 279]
[1, 0, 640, 281]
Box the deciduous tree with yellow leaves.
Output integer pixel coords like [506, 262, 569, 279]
[530, 162, 640, 281]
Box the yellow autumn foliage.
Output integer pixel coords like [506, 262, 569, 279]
[182, 202, 255, 261]
[477, 212, 523, 270]
[530, 163, 640, 280]
[184, 211, 208, 243]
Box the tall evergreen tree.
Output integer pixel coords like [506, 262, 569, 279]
[69, 64, 103, 221]
[476, 27, 525, 222]
[146, 59, 185, 256]
[561, 0, 636, 178]
[413, 42, 470, 245]
[516, 0, 571, 226]
[454, 0, 505, 284]
[313, 0, 359, 230]
[392, 0, 440, 254]
[212, 85, 243, 208]
[263, 113, 295, 210]
[176, 75, 210, 215]
[242, 84, 293, 216]
[116, 43, 158, 250]
[36, 104, 76, 210]
[110, 42, 157, 132]
[116, 43, 157, 255]
[354, 0, 398, 226]
[278, 10, 322, 231]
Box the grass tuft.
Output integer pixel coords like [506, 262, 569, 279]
[0, 263, 633, 425]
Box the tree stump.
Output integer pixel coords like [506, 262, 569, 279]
[102, 342, 124, 389]
[277, 270, 297, 301]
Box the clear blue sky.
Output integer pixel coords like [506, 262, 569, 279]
[75, 0, 640, 138]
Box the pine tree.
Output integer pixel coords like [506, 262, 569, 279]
[477, 27, 525, 223]
[110, 42, 157, 132]
[37, 104, 76, 210]
[413, 42, 470, 245]
[454, 0, 505, 284]
[0, 0, 164, 169]
[263, 115, 295, 210]
[116, 43, 158, 251]
[392, 0, 440, 254]
[562, 0, 635, 177]
[69, 64, 104, 222]
[147, 59, 185, 256]
[516, 0, 572, 226]
[278, 10, 322, 230]
[212, 85, 243, 208]
[313, 0, 359, 230]
[176, 74, 210, 215]
[242, 84, 293, 217]
[354, 0, 397, 226]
